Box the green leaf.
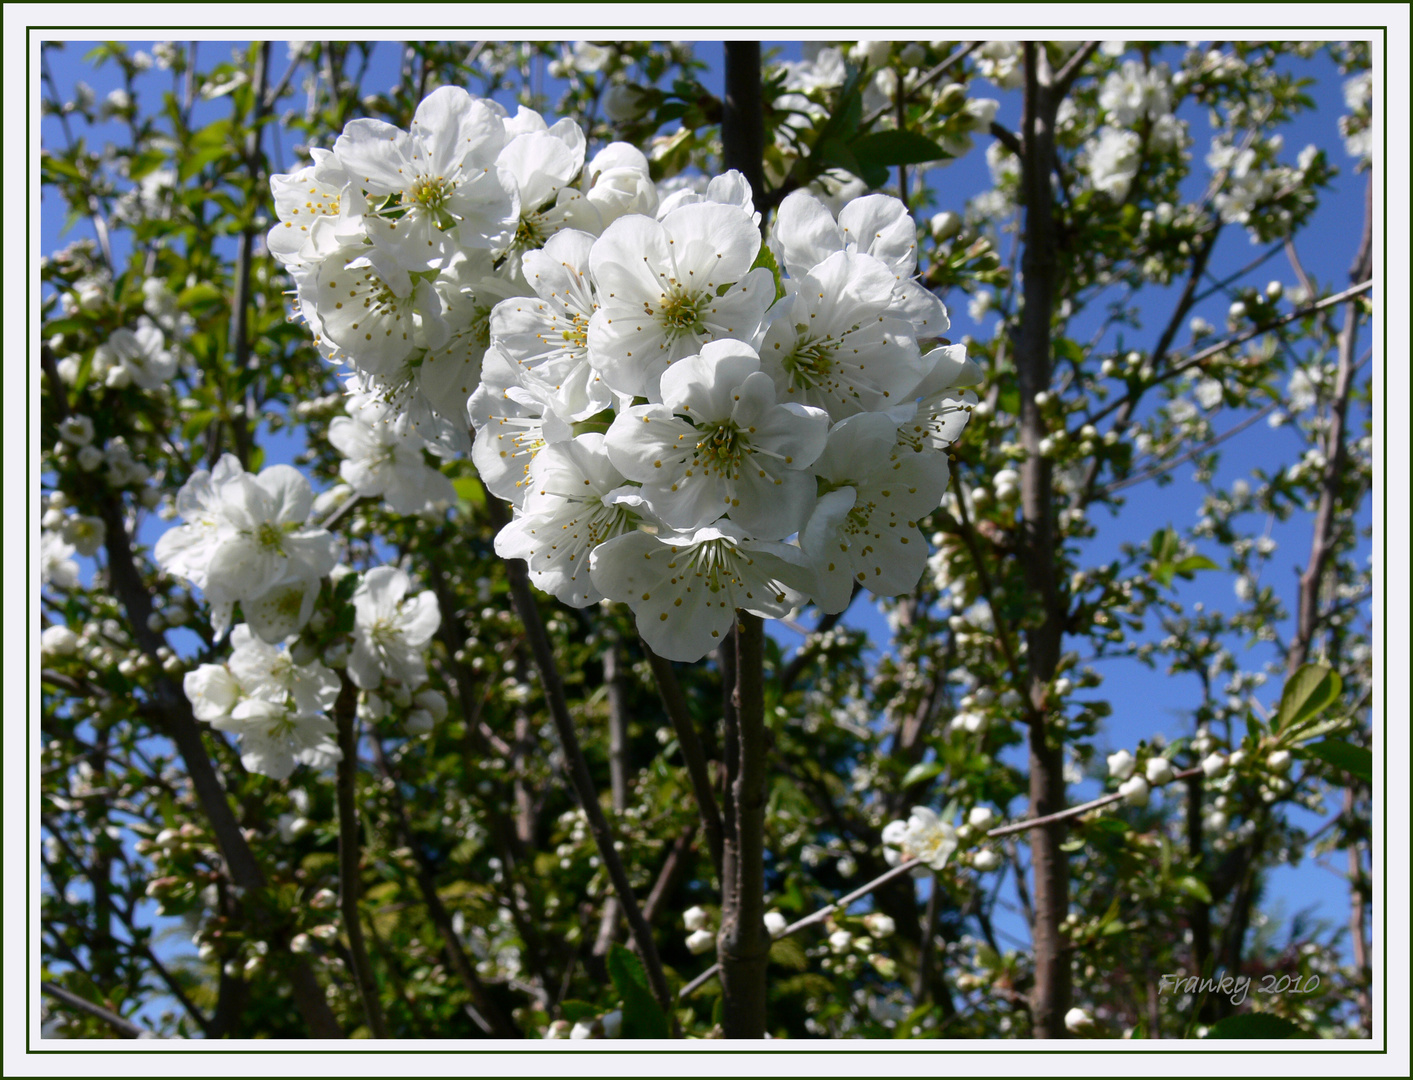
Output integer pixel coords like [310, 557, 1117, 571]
[768, 935, 808, 971]
[452, 476, 486, 509]
[1204, 1012, 1308, 1038]
[1173, 875, 1212, 904]
[1173, 554, 1220, 574]
[559, 999, 599, 1023]
[606, 943, 669, 1039]
[900, 761, 944, 789]
[848, 129, 950, 169]
[1274, 663, 1341, 733]
[1297, 739, 1371, 784]
[894, 1001, 934, 1038]
[750, 240, 785, 304]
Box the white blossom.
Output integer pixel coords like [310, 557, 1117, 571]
[348, 566, 441, 689]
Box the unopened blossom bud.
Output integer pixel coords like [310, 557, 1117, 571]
[290, 933, 312, 954]
[41, 625, 80, 657]
[1107, 749, 1137, 781]
[863, 912, 895, 937]
[310, 923, 338, 940]
[1145, 757, 1175, 785]
[1266, 750, 1292, 773]
[413, 689, 448, 723]
[1229, 300, 1246, 321]
[930, 211, 962, 241]
[1119, 775, 1150, 807]
[1228, 749, 1245, 767]
[828, 929, 853, 953]
[1265, 280, 1283, 301]
[1201, 753, 1229, 779]
[1065, 1007, 1096, 1034]
[968, 806, 997, 831]
[310, 888, 337, 910]
[544, 1020, 571, 1039]
[685, 928, 715, 954]
[972, 849, 1002, 872]
[764, 911, 788, 937]
[683, 905, 710, 932]
[404, 709, 434, 736]
[602, 83, 650, 123]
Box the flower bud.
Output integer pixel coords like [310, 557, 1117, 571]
[968, 806, 997, 831]
[685, 928, 715, 954]
[1106, 749, 1137, 781]
[1266, 750, 1292, 773]
[1201, 753, 1229, 779]
[764, 911, 788, 937]
[1064, 1007, 1096, 1034]
[972, 849, 1002, 871]
[863, 912, 895, 937]
[1145, 757, 1175, 785]
[1118, 775, 1150, 807]
[683, 905, 710, 931]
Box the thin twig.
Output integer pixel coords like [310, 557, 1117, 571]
[41, 982, 154, 1038]
[642, 644, 725, 882]
[485, 492, 677, 1024]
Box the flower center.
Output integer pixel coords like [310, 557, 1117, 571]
[409, 174, 452, 210]
[658, 289, 706, 335]
[694, 421, 747, 478]
[781, 332, 838, 391]
[256, 522, 286, 553]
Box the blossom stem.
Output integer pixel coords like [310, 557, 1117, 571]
[334, 677, 391, 1038]
[486, 492, 677, 1026]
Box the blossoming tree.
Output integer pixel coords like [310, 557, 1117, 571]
[37, 37, 1376, 1042]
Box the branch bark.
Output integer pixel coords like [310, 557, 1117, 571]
[1014, 42, 1073, 1038]
[334, 678, 390, 1038]
[717, 613, 771, 1038]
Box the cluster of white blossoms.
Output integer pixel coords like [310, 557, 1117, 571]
[1083, 60, 1188, 203]
[157, 454, 445, 775]
[183, 625, 341, 780]
[155, 454, 339, 643]
[271, 87, 979, 663]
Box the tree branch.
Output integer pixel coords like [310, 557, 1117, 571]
[485, 493, 676, 1024]
[642, 644, 725, 882]
[334, 677, 390, 1038]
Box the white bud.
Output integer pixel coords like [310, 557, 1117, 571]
[1118, 775, 1150, 807]
[828, 929, 853, 953]
[1266, 750, 1292, 773]
[862, 912, 895, 937]
[968, 806, 997, 830]
[685, 928, 715, 954]
[1145, 757, 1175, 785]
[972, 849, 1002, 872]
[1106, 749, 1137, 781]
[764, 911, 788, 937]
[1201, 752, 1229, 779]
[683, 905, 710, 931]
[1064, 1007, 1095, 1034]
